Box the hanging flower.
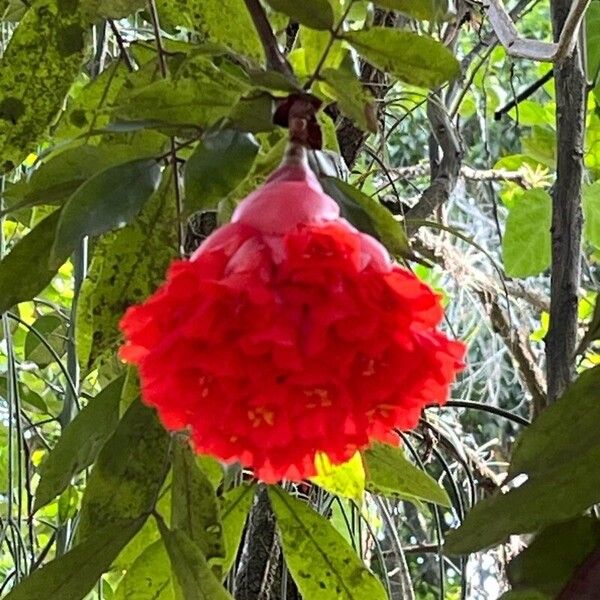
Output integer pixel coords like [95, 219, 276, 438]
[119, 144, 465, 482]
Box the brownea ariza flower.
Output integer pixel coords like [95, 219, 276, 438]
[119, 142, 465, 482]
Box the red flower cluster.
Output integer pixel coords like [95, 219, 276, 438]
[120, 146, 465, 482]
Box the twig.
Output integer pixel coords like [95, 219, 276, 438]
[108, 20, 136, 72]
[494, 69, 554, 120]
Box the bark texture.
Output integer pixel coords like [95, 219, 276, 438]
[545, 0, 586, 407]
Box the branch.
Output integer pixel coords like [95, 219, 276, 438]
[405, 95, 463, 226]
[243, 0, 295, 78]
[485, 0, 591, 63]
[388, 162, 530, 187]
[545, 0, 587, 406]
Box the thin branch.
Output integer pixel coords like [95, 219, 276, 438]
[485, 0, 591, 63]
[243, 0, 294, 78]
[387, 162, 530, 187]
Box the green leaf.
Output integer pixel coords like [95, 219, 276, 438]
[24, 314, 67, 367]
[0, 211, 70, 314]
[114, 73, 244, 128]
[502, 189, 551, 278]
[583, 180, 600, 248]
[158, 520, 235, 600]
[34, 376, 124, 511]
[184, 130, 259, 213]
[114, 539, 175, 600]
[4, 518, 145, 600]
[51, 158, 162, 268]
[77, 399, 170, 541]
[0, 0, 84, 171]
[344, 28, 460, 89]
[171, 443, 226, 574]
[197, 455, 224, 489]
[75, 167, 179, 369]
[372, 0, 451, 20]
[263, 0, 334, 30]
[0, 377, 48, 414]
[269, 486, 387, 600]
[507, 517, 600, 596]
[445, 367, 600, 554]
[82, 0, 146, 19]
[362, 441, 451, 507]
[522, 127, 556, 169]
[320, 68, 377, 133]
[320, 177, 411, 257]
[587, 1, 600, 85]
[509, 365, 600, 478]
[310, 452, 366, 505]
[155, 0, 263, 61]
[220, 484, 255, 577]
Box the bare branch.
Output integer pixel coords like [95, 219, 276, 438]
[243, 0, 295, 77]
[485, 0, 591, 63]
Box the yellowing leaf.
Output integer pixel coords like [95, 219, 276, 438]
[310, 452, 365, 504]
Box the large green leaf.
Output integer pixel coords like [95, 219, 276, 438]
[269, 486, 387, 600]
[0, 211, 70, 314]
[184, 130, 259, 213]
[0, 0, 85, 171]
[34, 376, 124, 510]
[445, 367, 600, 554]
[263, 0, 334, 30]
[4, 518, 145, 600]
[158, 521, 235, 600]
[506, 517, 600, 596]
[344, 28, 460, 89]
[509, 366, 600, 478]
[77, 399, 170, 540]
[114, 72, 244, 128]
[75, 167, 178, 369]
[114, 539, 175, 600]
[372, 0, 451, 20]
[171, 443, 226, 573]
[320, 67, 377, 133]
[220, 484, 255, 577]
[502, 189, 551, 278]
[24, 313, 67, 367]
[362, 441, 451, 507]
[320, 177, 410, 257]
[155, 0, 263, 61]
[50, 158, 161, 266]
[583, 180, 600, 248]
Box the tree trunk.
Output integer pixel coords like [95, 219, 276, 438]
[545, 0, 586, 407]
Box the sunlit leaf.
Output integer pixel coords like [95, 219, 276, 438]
[114, 539, 175, 600]
[363, 442, 451, 506]
[0, 0, 84, 171]
[269, 486, 387, 600]
[344, 28, 460, 89]
[310, 452, 365, 505]
[583, 180, 600, 248]
[24, 314, 67, 367]
[77, 399, 170, 540]
[502, 189, 551, 278]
